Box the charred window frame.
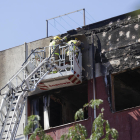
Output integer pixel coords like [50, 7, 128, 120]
[111, 68, 140, 112]
[105, 74, 114, 112]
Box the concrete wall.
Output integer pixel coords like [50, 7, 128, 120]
[27, 37, 52, 58]
[0, 44, 25, 93]
[0, 37, 52, 139]
[0, 44, 26, 138]
[18, 37, 51, 138]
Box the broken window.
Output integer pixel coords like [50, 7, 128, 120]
[28, 81, 88, 129]
[111, 68, 140, 111]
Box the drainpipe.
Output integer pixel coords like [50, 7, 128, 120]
[24, 42, 28, 140]
[91, 32, 97, 129]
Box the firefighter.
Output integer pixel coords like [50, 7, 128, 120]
[63, 38, 81, 66]
[49, 36, 61, 56]
[49, 35, 69, 56]
[49, 35, 70, 73]
[67, 38, 81, 58]
[67, 38, 81, 49]
[49, 35, 69, 47]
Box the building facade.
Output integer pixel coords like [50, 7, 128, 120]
[0, 9, 140, 140]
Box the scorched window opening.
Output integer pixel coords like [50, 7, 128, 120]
[111, 68, 140, 112]
[28, 81, 88, 130]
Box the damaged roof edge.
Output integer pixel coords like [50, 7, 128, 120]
[61, 9, 140, 37]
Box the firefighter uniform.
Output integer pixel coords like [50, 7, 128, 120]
[67, 39, 81, 57]
[67, 39, 81, 48]
[49, 35, 69, 57]
[49, 35, 69, 73]
[49, 36, 61, 57]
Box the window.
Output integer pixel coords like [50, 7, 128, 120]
[28, 81, 88, 129]
[111, 68, 140, 111]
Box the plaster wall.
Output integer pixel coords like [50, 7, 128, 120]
[0, 45, 25, 93]
[0, 44, 26, 137]
[0, 37, 52, 139]
[16, 37, 52, 138]
[96, 76, 140, 140]
[27, 37, 52, 58]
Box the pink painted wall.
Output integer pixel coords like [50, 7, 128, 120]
[96, 76, 140, 140]
[29, 77, 140, 140]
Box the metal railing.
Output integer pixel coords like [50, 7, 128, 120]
[0, 42, 82, 140]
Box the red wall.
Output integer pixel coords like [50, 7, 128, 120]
[96, 76, 140, 140]
[30, 77, 140, 140]
[34, 119, 91, 140]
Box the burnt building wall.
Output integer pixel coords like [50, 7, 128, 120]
[1, 8, 140, 140]
[64, 9, 140, 74]
[99, 18, 140, 73]
[20, 9, 140, 140]
[61, 9, 140, 140]
[92, 9, 140, 140]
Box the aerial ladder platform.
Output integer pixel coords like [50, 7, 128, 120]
[0, 43, 82, 140]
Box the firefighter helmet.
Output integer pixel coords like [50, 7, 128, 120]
[53, 36, 61, 40]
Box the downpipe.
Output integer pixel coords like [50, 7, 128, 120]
[91, 32, 97, 131]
